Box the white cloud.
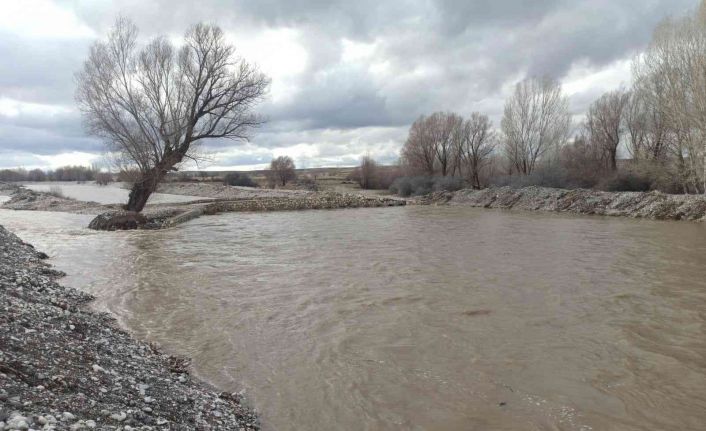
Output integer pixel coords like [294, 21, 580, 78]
[228, 27, 309, 104]
[0, 0, 95, 39]
[36, 152, 100, 169]
[562, 58, 633, 98]
[0, 97, 73, 118]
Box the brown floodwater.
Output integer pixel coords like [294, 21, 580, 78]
[1, 206, 705, 430]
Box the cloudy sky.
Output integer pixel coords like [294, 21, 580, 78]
[0, 0, 698, 171]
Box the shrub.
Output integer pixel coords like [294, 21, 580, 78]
[297, 176, 319, 191]
[117, 169, 141, 183]
[267, 156, 296, 187]
[95, 172, 113, 186]
[432, 176, 465, 192]
[47, 186, 65, 198]
[390, 177, 414, 197]
[598, 170, 653, 192]
[490, 164, 572, 189]
[223, 172, 257, 187]
[390, 176, 465, 196]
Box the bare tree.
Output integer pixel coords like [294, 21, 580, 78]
[356, 155, 378, 189]
[401, 115, 437, 175]
[460, 112, 495, 188]
[430, 112, 463, 176]
[268, 156, 296, 187]
[585, 89, 630, 170]
[624, 86, 673, 161]
[634, 1, 706, 193]
[559, 133, 605, 187]
[501, 76, 571, 175]
[76, 18, 269, 212]
[401, 112, 464, 176]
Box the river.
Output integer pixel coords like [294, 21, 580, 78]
[0, 204, 704, 430]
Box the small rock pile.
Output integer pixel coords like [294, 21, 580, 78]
[0, 225, 259, 430]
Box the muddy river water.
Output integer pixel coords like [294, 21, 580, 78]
[0, 204, 705, 430]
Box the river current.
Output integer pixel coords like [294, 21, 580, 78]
[0, 204, 704, 430]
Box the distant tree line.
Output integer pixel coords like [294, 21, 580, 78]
[0, 165, 108, 183]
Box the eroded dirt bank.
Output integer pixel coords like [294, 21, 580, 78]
[421, 186, 706, 221]
[0, 225, 258, 430]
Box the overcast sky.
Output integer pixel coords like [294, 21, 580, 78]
[0, 0, 698, 171]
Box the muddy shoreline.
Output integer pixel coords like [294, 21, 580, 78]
[421, 186, 706, 222]
[0, 225, 259, 430]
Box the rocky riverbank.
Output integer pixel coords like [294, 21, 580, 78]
[421, 186, 706, 221]
[1, 188, 110, 215]
[153, 182, 313, 199]
[0, 225, 258, 430]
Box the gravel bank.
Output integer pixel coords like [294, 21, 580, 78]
[1, 189, 110, 215]
[0, 225, 258, 430]
[154, 183, 312, 199]
[421, 186, 706, 221]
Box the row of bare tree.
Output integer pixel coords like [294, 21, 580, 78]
[578, 0, 706, 195]
[401, 112, 495, 189]
[400, 75, 571, 188]
[401, 1, 706, 194]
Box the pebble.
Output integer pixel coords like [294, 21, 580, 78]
[110, 412, 127, 422]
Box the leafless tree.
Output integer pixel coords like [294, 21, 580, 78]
[429, 112, 463, 176]
[460, 112, 495, 188]
[559, 133, 605, 187]
[76, 18, 269, 212]
[401, 112, 464, 176]
[401, 115, 436, 175]
[633, 1, 706, 193]
[501, 76, 571, 175]
[356, 155, 378, 189]
[268, 156, 296, 187]
[585, 89, 630, 170]
[95, 172, 114, 186]
[624, 86, 673, 161]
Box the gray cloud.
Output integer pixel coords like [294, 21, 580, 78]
[1, 0, 700, 169]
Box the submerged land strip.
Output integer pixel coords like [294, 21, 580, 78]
[0, 183, 406, 230]
[0, 225, 259, 430]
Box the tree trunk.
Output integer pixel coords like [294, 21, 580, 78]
[610, 149, 618, 171]
[125, 182, 153, 213]
[473, 170, 481, 189]
[125, 166, 166, 212]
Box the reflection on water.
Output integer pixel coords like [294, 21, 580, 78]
[22, 182, 206, 204]
[1, 206, 705, 431]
